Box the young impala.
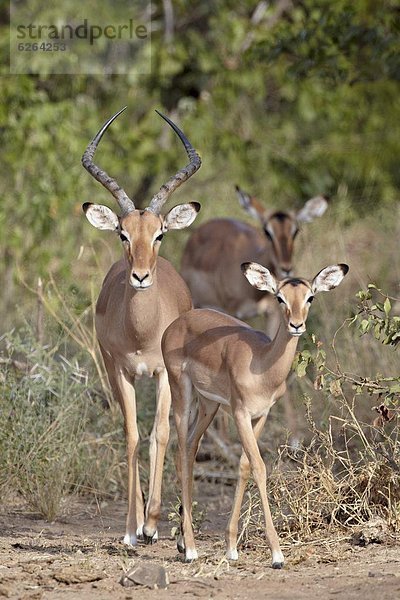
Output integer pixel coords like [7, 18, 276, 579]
[181, 187, 329, 444]
[81, 107, 201, 546]
[162, 261, 348, 566]
[181, 186, 328, 334]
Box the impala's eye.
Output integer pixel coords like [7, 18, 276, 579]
[277, 296, 285, 305]
[155, 233, 164, 243]
[307, 296, 314, 304]
[119, 232, 129, 243]
[264, 228, 273, 241]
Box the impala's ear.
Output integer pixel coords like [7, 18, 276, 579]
[241, 262, 278, 294]
[163, 202, 201, 231]
[82, 203, 119, 231]
[296, 195, 329, 223]
[235, 185, 265, 223]
[312, 264, 349, 293]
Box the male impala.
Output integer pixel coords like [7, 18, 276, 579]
[81, 107, 201, 545]
[162, 262, 348, 566]
[181, 186, 328, 333]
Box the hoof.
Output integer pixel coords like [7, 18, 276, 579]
[272, 550, 284, 568]
[136, 524, 144, 540]
[226, 548, 239, 561]
[123, 533, 138, 546]
[184, 549, 198, 562]
[143, 529, 158, 545]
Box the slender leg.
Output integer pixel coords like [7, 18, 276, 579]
[134, 462, 145, 538]
[143, 369, 171, 543]
[225, 414, 267, 560]
[174, 402, 199, 553]
[233, 408, 284, 569]
[187, 397, 219, 485]
[99, 346, 144, 544]
[117, 373, 143, 546]
[171, 374, 199, 561]
[176, 397, 219, 555]
[174, 399, 200, 492]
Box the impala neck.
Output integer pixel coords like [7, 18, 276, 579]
[263, 321, 300, 387]
[122, 268, 161, 345]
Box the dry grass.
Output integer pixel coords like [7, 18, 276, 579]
[0, 325, 159, 520]
[0, 276, 182, 522]
[234, 390, 400, 556]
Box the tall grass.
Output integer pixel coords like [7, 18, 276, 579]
[0, 328, 128, 519]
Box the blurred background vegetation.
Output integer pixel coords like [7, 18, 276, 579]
[0, 0, 399, 523]
[1, 0, 400, 325]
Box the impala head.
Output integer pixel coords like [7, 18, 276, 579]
[81, 107, 201, 290]
[242, 262, 349, 336]
[236, 186, 328, 278]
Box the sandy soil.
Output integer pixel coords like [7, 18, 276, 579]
[0, 483, 399, 600]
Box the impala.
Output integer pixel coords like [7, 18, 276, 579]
[162, 262, 348, 566]
[181, 186, 328, 333]
[81, 107, 201, 546]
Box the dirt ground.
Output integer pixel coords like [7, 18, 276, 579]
[0, 481, 399, 600]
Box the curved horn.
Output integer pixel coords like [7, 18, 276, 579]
[82, 106, 135, 215]
[147, 111, 201, 214]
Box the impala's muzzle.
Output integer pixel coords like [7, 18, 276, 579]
[279, 266, 293, 278]
[288, 321, 306, 336]
[130, 270, 153, 290]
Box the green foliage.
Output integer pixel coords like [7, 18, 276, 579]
[293, 285, 400, 409]
[293, 334, 326, 379]
[251, 0, 400, 84]
[1, 0, 400, 328]
[355, 284, 400, 347]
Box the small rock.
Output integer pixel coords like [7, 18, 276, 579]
[120, 563, 168, 590]
[352, 517, 388, 546]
